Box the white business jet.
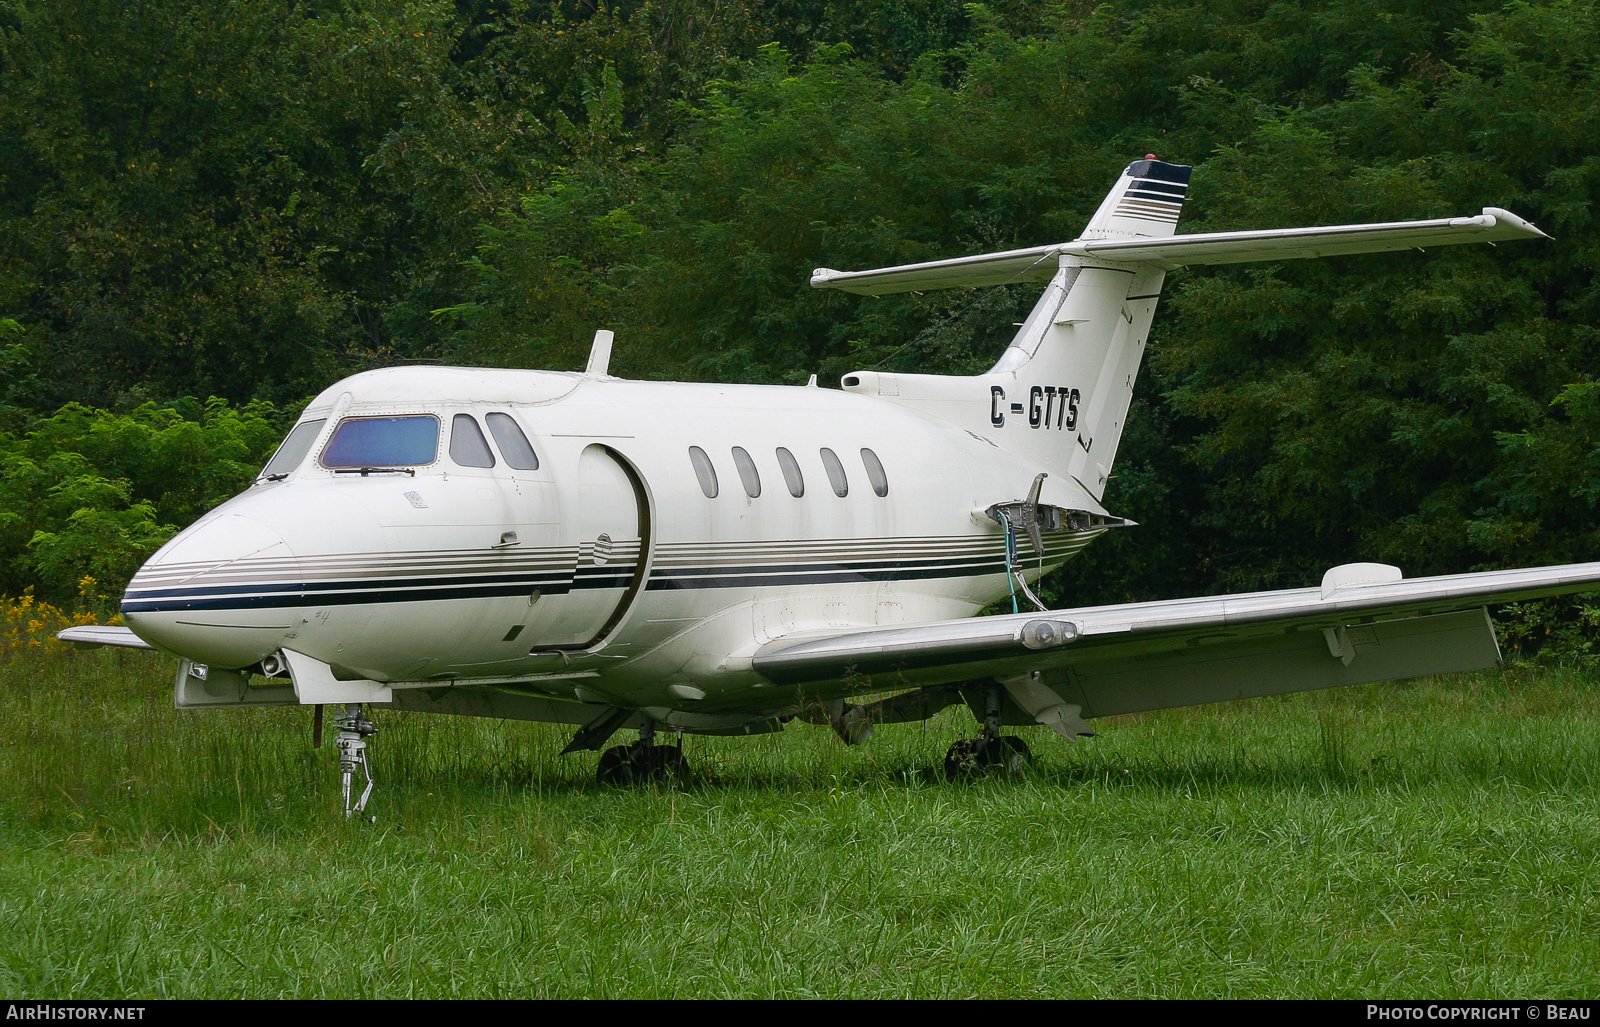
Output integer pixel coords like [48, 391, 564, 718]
[61, 157, 1599, 811]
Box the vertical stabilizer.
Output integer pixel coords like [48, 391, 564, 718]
[1079, 157, 1192, 241]
[840, 159, 1191, 502]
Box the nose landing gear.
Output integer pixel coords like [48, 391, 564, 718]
[334, 703, 378, 819]
[596, 715, 687, 785]
[943, 683, 1033, 777]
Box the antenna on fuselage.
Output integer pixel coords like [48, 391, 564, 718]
[586, 329, 615, 376]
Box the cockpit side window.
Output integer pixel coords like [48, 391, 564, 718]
[260, 419, 326, 478]
[321, 415, 439, 468]
[449, 413, 496, 468]
[689, 446, 719, 498]
[486, 412, 539, 470]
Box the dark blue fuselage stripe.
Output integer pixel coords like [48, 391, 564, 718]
[644, 561, 1011, 590]
[121, 547, 1089, 613]
[122, 579, 575, 613]
[647, 552, 1059, 580]
[124, 569, 580, 601]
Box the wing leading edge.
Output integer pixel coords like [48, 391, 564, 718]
[754, 561, 1600, 724]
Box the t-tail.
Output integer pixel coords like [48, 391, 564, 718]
[812, 156, 1546, 508]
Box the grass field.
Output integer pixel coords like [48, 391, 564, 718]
[2, 640, 1599, 998]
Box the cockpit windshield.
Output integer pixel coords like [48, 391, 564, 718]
[259, 419, 326, 478]
[321, 416, 439, 468]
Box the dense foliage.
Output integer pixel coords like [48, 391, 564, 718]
[2, 0, 1598, 637]
[0, 395, 288, 602]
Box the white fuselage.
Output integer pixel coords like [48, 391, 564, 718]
[122, 366, 1105, 715]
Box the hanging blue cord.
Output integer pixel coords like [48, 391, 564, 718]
[997, 509, 1020, 614]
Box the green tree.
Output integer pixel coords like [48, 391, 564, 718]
[0, 398, 288, 602]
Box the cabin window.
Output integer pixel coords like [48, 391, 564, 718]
[689, 446, 719, 498]
[260, 419, 326, 477]
[819, 447, 848, 497]
[731, 446, 761, 498]
[860, 448, 889, 497]
[449, 414, 496, 468]
[775, 447, 804, 497]
[321, 415, 438, 468]
[486, 412, 539, 470]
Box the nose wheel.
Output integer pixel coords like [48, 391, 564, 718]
[596, 716, 688, 785]
[943, 683, 1033, 778]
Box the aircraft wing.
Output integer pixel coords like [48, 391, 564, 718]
[809, 208, 1548, 294]
[56, 625, 158, 650]
[753, 561, 1600, 725]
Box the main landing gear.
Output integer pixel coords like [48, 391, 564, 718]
[596, 715, 688, 786]
[944, 683, 1033, 777]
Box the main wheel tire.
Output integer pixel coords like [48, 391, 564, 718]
[641, 744, 688, 783]
[943, 738, 984, 778]
[597, 743, 688, 785]
[596, 744, 639, 785]
[993, 734, 1033, 774]
[944, 736, 1033, 778]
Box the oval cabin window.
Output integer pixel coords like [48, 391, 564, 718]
[819, 447, 848, 497]
[731, 446, 761, 498]
[775, 447, 804, 497]
[860, 448, 888, 497]
[689, 446, 719, 498]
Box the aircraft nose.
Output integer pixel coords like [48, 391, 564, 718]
[121, 510, 301, 668]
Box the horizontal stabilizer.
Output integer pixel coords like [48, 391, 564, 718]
[1080, 207, 1548, 269]
[57, 625, 157, 650]
[810, 208, 1548, 295]
[812, 243, 1067, 295]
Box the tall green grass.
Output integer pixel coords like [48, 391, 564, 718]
[2, 642, 1598, 997]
